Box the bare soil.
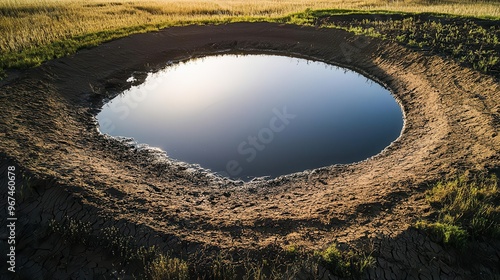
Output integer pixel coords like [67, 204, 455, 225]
[1, 22, 499, 278]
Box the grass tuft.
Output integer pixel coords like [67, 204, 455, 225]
[416, 173, 500, 248]
[316, 244, 349, 275]
[147, 254, 189, 280]
[316, 242, 376, 277]
[415, 220, 469, 248]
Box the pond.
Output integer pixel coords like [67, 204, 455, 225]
[97, 54, 403, 180]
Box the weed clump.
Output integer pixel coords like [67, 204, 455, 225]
[49, 218, 188, 279]
[415, 220, 469, 248]
[316, 242, 376, 277]
[147, 254, 189, 280]
[416, 173, 500, 248]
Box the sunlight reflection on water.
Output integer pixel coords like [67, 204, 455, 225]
[97, 54, 403, 180]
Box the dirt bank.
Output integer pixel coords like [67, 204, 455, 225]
[1, 22, 499, 278]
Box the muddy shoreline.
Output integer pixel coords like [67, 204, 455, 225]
[1, 22, 499, 277]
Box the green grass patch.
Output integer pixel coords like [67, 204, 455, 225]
[286, 10, 500, 75]
[147, 254, 189, 280]
[415, 220, 469, 248]
[281, 8, 414, 25]
[416, 174, 500, 248]
[315, 242, 376, 277]
[316, 243, 349, 275]
[1, 21, 197, 71]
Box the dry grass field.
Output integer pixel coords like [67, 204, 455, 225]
[1, 0, 499, 74]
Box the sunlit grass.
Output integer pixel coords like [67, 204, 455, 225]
[300, 12, 500, 74]
[0, 0, 499, 75]
[315, 242, 376, 277]
[147, 254, 189, 280]
[416, 174, 500, 248]
[427, 174, 499, 238]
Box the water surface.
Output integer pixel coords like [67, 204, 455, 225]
[97, 54, 403, 180]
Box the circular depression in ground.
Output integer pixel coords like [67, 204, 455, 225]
[97, 54, 404, 180]
[1, 22, 499, 277]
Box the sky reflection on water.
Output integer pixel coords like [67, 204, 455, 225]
[97, 54, 403, 180]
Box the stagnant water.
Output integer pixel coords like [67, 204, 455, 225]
[97, 54, 403, 180]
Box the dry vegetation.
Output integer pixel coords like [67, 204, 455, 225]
[47, 216, 376, 279]
[1, 0, 499, 75]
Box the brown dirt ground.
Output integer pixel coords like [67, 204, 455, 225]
[1, 22, 499, 278]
